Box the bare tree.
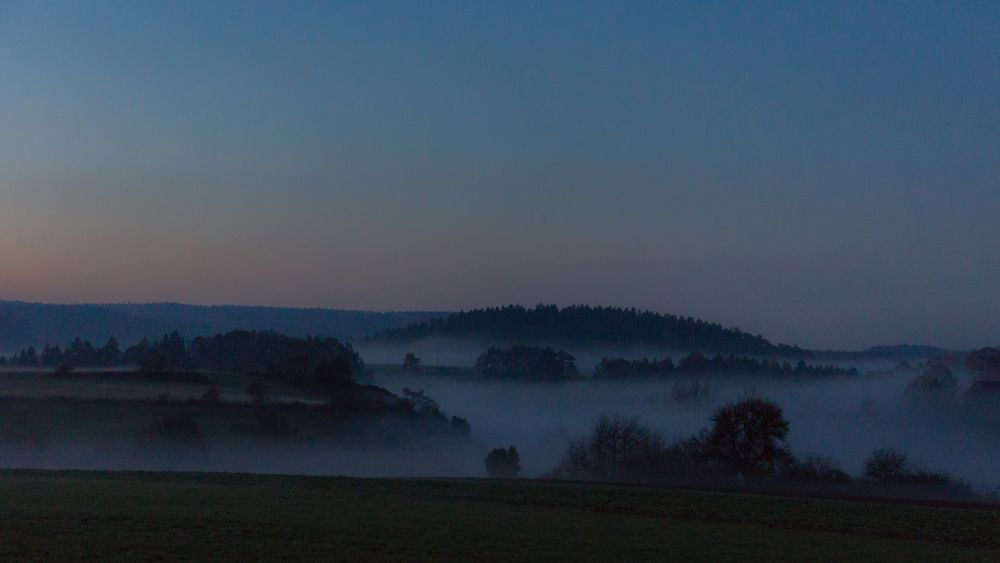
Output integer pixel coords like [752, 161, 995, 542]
[705, 398, 792, 477]
[581, 414, 664, 480]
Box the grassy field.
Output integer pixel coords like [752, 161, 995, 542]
[0, 471, 998, 561]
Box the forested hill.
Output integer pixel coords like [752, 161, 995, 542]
[368, 305, 805, 356]
[0, 301, 444, 352]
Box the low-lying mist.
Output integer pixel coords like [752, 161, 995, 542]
[357, 338, 905, 373]
[374, 369, 1000, 488]
[1, 344, 996, 493]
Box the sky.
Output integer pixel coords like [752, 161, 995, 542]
[1, 1, 998, 350]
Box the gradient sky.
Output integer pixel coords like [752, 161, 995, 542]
[1, 1, 998, 349]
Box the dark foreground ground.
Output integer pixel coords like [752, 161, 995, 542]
[1, 471, 999, 561]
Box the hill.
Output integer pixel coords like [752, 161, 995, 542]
[0, 471, 997, 561]
[0, 301, 445, 352]
[369, 304, 805, 356]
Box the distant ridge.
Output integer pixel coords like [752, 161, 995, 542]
[0, 301, 446, 351]
[368, 304, 806, 356]
[1, 301, 958, 361]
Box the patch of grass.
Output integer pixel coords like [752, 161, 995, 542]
[0, 470, 998, 561]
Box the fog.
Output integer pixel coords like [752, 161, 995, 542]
[1, 348, 997, 493]
[374, 368, 1000, 488]
[358, 338, 819, 373]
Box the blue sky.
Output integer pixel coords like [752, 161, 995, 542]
[1, 1, 998, 349]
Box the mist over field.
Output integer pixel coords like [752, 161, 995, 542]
[3, 1, 998, 558]
[1, 334, 996, 492]
[374, 367, 1000, 488]
[358, 338, 699, 372]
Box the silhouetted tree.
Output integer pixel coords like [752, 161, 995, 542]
[123, 337, 152, 366]
[64, 337, 98, 367]
[18, 347, 38, 367]
[485, 446, 521, 478]
[41, 344, 63, 367]
[402, 353, 422, 373]
[704, 398, 792, 477]
[864, 449, 909, 483]
[99, 336, 122, 365]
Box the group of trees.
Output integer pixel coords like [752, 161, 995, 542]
[1, 336, 124, 369]
[593, 352, 857, 380]
[901, 364, 1000, 416]
[474, 345, 578, 381]
[558, 414, 666, 481]
[484, 446, 521, 478]
[904, 366, 959, 406]
[548, 399, 972, 497]
[391, 388, 471, 437]
[862, 448, 966, 489]
[553, 400, 797, 483]
[0, 331, 365, 383]
[967, 348, 1000, 380]
[371, 305, 804, 355]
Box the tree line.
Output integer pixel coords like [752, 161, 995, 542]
[370, 304, 805, 355]
[545, 400, 974, 498]
[0, 330, 365, 382]
[593, 352, 857, 380]
[474, 345, 578, 381]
